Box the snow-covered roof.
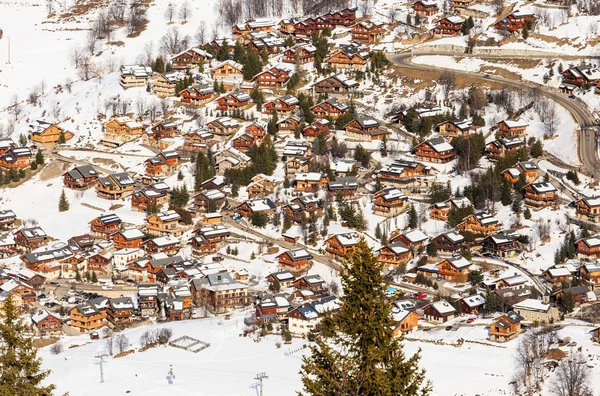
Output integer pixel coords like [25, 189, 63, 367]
[461, 294, 485, 308]
[502, 119, 528, 128]
[295, 172, 322, 182]
[156, 210, 182, 223]
[513, 299, 550, 313]
[335, 232, 360, 246]
[547, 267, 571, 278]
[430, 300, 456, 315]
[120, 228, 145, 240]
[529, 182, 556, 194]
[426, 137, 453, 153]
[403, 229, 428, 243]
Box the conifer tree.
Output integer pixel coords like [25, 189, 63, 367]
[407, 204, 418, 229]
[283, 212, 292, 232]
[375, 223, 382, 240]
[57, 130, 66, 144]
[58, 190, 69, 212]
[91, 271, 98, 283]
[35, 150, 44, 165]
[300, 240, 431, 395]
[0, 296, 55, 395]
[30, 161, 38, 171]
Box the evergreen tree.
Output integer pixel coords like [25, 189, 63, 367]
[91, 271, 98, 283]
[375, 223, 382, 240]
[154, 56, 165, 73]
[468, 270, 484, 286]
[283, 212, 292, 232]
[380, 135, 388, 157]
[300, 240, 431, 395]
[19, 134, 27, 147]
[30, 161, 38, 171]
[217, 39, 229, 61]
[177, 169, 184, 181]
[18, 169, 25, 179]
[232, 41, 246, 64]
[57, 130, 66, 144]
[524, 207, 532, 220]
[58, 190, 69, 212]
[561, 291, 574, 313]
[530, 139, 543, 158]
[407, 204, 418, 229]
[0, 296, 55, 395]
[426, 241, 438, 257]
[75, 270, 81, 282]
[283, 177, 290, 189]
[522, 26, 529, 39]
[35, 150, 44, 165]
[242, 49, 263, 81]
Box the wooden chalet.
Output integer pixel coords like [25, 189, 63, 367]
[553, 286, 591, 306]
[28, 121, 73, 146]
[325, 232, 360, 260]
[212, 60, 244, 83]
[494, 9, 535, 33]
[415, 137, 456, 163]
[497, 119, 528, 137]
[191, 273, 249, 313]
[592, 327, 600, 343]
[377, 242, 411, 268]
[576, 197, 600, 223]
[180, 83, 215, 106]
[31, 310, 62, 336]
[423, 300, 457, 324]
[457, 212, 501, 236]
[580, 263, 600, 291]
[0, 210, 17, 232]
[373, 187, 408, 216]
[429, 196, 471, 222]
[377, 160, 432, 183]
[252, 67, 292, 88]
[69, 301, 107, 332]
[312, 74, 358, 95]
[0, 146, 32, 171]
[63, 165, 99, 189]
[437, 119, 479, 138]
[432, 231, 466, 254]
[351, 20, 385, 44]
[144, 236, 180, 256]
[246, 121, 267, 142]
[235, 198, 276, 218]
[434, 16, 465, 36]
[263, 94, 299, 116]
[120, 64, 151, 89]
[113, 228, 145, 250]
[451, 0, 474, 8]
[523, 182, 557, 208]
[293, 275, 326, 293]
[247, 175, 274, 198]
[102, 117, 143, 146]
[392, 309, 419, 336]
[182, 129, 215, 153]
[87, 252, 112, 276]
[327, 176, 358, 197]
[544, 266, 572, 284]
[459, 295, 485, 315]
[485, 137, 525, 160]
[89, 213, 121, 239]
[207, 117, 241, 136]
[131, 183, 170, 212]
[106, 297, 135, 328]
[345, 116, 387, 141]
[294, 172, 328, 193]
[277, 248, 314, 273]
[426, 254, 472, 281]
[215, 91, 251, 111]
[561, 66, 600, 87]
[282, 195, 321, 223]
[170, 47, 212, 70]
[324, 46, 370, 70]
[481, 232, 520, 258]
[282, 43, 316, 64]
[14, 227, 48, 252]
[303, 119, 330, 139]
[194, 189, 226, 213]
[517, 161, 539, 183]
[311, 98, 348, 120]
[146, 210, 186, 237]
[285, 157, 309, 175]
[413, 0, 438, 16]
[575, 236, 600, 259]
[489, 311, 523, 342]
[232, 133, 256, 151]
[96, 172, 135, 200]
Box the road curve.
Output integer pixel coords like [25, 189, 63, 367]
[388, 52, 599, 179]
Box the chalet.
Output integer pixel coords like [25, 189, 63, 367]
[152, 72, 184, 98]
[87, 252, 112, 276]
[554, 285, 591, 306]
[180, 83, 215, 105]
[266, 271, 296, 289]
[146, 210, 186, 237]
[113, 228, 145, 250]
[182, 128, 215, 153]
[188, 234, 217, 258]
[415, 137, 456, 163]
[494, 9, 535, 33]
[120, 64, 151, 89]
[457, 212, 501, 236]
[429, 196, 471, 222]
[495, 274, 528, 290]
[325, 232, 360, 260]
[378, 160, 432, 183]
[392, 106, 443, 125]
[345, 116, 387, 141]
[459, 295, 485, 315]
[207, 117, 241, 136]
[255, 294, 291, 323]
[191, 273, 249, 313]
[580, 263, 600, 291]
[323, 46, 370, 70]
[512, 299, 560, 323]
[377, 242, 411, 268]
[561, 66, 600, 87]
[102, 117, 144, 146]
[170, 47, 212, 70]
[283, 141, 311, 159]
[432, 231, 466, 254]
[285, 157, 309, 175]
[0, 137, 15, 157]
[523, 182, 557, 208]
[145, 150, 181, 177]
[575, 236, 600, 259]
[451, 0, 474, 8]
[437, 119, 479, 138]
[593, 327, 600, 343]
[282, 195, 322, 223]
[293, 275, 326, 293]
[373, 187, 408, 216]
[287, 296, 339, 335]
[28, 121, 73, 146]
[210, 38, 236, 55]
[517, 161, 539, 183]
[425, 254, 472, 281]
[312, 74, 358, 95]
[235, 198, 276, 218]
[390, 229, 428, 250]
[576, 197, 600, 222]
[282, 43, 316, 64]
[351, 20, 385, 44]
[497, 119, 528, 137]
[392, 308, 419, 336]
[0, 147, 32, 170]
[89, 213, 121, 239]
[200, 176, 227, 191]
[198, 212, 223, 226]
[481, 233, 520, 258]
[96, 172, 135, 199]
[194, 189, 226, 213]
[215, 91, 251, 111]
[489, 311, 523, 342]
[144, 236, 180, 256]
[0, 210, 17, 231]
[263, 94, 299, 116]
[327, 176, 358, 197]
[423, 300, 457, 324]
[294, 172, 327, 193]
[212, 60, 244, 88]
[311, 98, 348, 120]
[0, 235, 16, 259]
[247, 121, 267, 142]
[21, 246, 71, 272]
[63, 165, 99, 190]
[325, 8, 357, 26]
[106, 297, 135, 328]
[485, 137, 525, 160]
[247, 175, 274, 198]
[137, 284, 159, 316]
[14, 227, 48, 251]
[215, 151, 250, 174]
[278, 248, 314, 273]
[131, 183, 170, 212]
[303, 119, 330, 139]
[231, 133, 256, 151]
[434, 16, 465, 36]
[278, 18, 298, 35]
[253, 67, 291, 88]
[69, 301, 107, 332]
[413, 0, 438, 16]
[277, 115, 302, 134]
[544, 266, 572, 284]
[31, 310, 62, 336]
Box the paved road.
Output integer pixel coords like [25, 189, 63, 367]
[388, 52, 600, 179]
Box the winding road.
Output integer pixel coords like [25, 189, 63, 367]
[388, 52, 600, 179]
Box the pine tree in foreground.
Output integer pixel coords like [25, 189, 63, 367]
[58, 190, 69, 212]
[300, 239, 431, 396]
[0, 295, 55, 395]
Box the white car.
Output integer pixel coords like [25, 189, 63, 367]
[101, 284, 113, 291]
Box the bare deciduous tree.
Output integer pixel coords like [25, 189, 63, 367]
[103, 328, 114, 355]
[70, 46, 82, 68]
[10, 95, 21, 120]
[110, 0, 127, 24]
[160, 98, 171, 117]
[550, 352, 593, 396]
[86, 29, 97, 55]
[179, 1, 192, 22]
[135, 96, 147, 119]
[157, 328, 173, 344]
[115, 334, 130, 354]
[386, 7, 398, 25]
[148, 99, 160, 121]
[160, 27, 190, 55]
[195, 20, 207, 44]
[50, 342, 63, 355]
[164, 2, 175, 23]
[143, 40, 154, 66]
[78, 56, 96, 80]
[439, 71, 456, 100]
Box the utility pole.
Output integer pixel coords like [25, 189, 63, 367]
[254, 372, 268, 396]
[95, 354, 107, 383]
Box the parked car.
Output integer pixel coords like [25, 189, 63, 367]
[569, 95, 576, 99]
[44, 302, 58, 308]
[445, 326, 453, 331]
[483, 74, 491, 79]
[49, 281, 60, 287]
[102, 284, 113, 291]
[466, 318, 475, 324]
[414, 292, 427, 299]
